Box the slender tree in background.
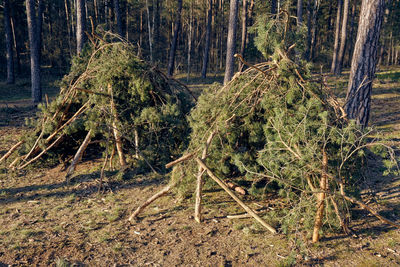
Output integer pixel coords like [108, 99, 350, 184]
[4, 0, 15, 84]
[239, 0, 248, 70]
[114, 0, 123, 36]
[345, 0, 385, 128]
[306, 0, 321, 60]
[76, 0, 86, 54]
[201, 0, 213, 78]
[145, 0, 153, 62]
[331, 0, 343, 73]
[297, 0, 303, 25]
[346, 0, 357, 67]
[271, 0, 278, 14]
[167, 0, 183, 76]
[223, 0, 239, 85]
[36, 0, 44, 56]
[26, 0, 41, 103]
[336, 0, 350, 74]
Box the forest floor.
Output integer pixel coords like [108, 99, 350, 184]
[0, 69, 400, 266]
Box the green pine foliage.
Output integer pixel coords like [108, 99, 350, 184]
[172, 14, 397, 235]
[20, 37, 192, 173]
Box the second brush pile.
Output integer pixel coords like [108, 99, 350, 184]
[7, 38, 193, 179]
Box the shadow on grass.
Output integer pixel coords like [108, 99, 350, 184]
[0, 169, 166, 205]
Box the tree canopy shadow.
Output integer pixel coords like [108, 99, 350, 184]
[0, 169, 166, 205]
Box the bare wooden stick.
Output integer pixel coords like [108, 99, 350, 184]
[22, 117, 48, 162]
[226, 181, 247, 195]
[195, 131, 216, 223]
[65, 130, 92, 183]
[165, 152, 195, 169]
[227, 208, 268, 219]
[46, 101, 89, 143]
[312, 149, 328, 243]
[330, 198, 351, 235]
[196, 158, 276, 234]
[0, 140, 24, 164]
[341, 194, 400, 229]
[134, 128, 139, 159]
[18, 134, 64, 170]
[109, 145, 116, 170]
[128, 180, 177, 221]
[9, 156, 20, 169]
[108, 84, 127, 168]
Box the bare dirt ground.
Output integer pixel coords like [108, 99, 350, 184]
[0, 70, 400, 266]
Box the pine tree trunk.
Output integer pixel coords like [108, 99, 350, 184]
[187, 2, 193, 81]
[336, 0, 350, 74]
[76, 0, 86, 54]
[297, 0, 303, 25]
[223, 0, 239, 85]
[145, 0, 153, 62]
[346, 0, 357, 67]
[4, 0, 14, 84]
[239, 0, 248, 70]
[345, 0, 385, 128]
[306, 0, 320, 61]
[331, 0, 343, 74]
[310, 0, 320, 60]
[201, 0, 213, 78]
[271, 0, 277, 14]
[167, 0, 183, 77]
[113, 0, 123, 36]
[10, 17, 21, 74]
[26, 0, 41, 103]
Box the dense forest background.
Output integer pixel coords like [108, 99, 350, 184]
[1, 0, 399, 82]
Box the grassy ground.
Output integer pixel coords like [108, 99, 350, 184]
[0, 69, 399, 266]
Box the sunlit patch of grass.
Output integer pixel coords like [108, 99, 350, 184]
[376, 70, 400, 81]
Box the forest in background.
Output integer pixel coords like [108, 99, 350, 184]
[1, 0, 399, 83]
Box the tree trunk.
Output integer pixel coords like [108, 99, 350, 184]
[76, 0, 86, 54]
[4, 0, 14, 84]
[271, 0, 277, 14]
[239, 0, 248, 70]
[113, 0, 123, 36]
[346, 0, 357, 67]
[145, 0, 153, 62]
[331, 0, 343, 74]
[201, 0, 213, 78]
[223, 0, 239, 85]
[187, 2, 193, 81]
[345, 0, 385, 128]
[167, 0, 183, 76]
[297, 0, 303, 25]
[336, 0, 350, 74]
[10, 17, 21, 74]
[309, 0, 320, 61]
[26, 0, 41, 103]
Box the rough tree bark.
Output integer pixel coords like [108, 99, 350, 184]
[26, 0, 41, 103]
[201, 0, 213, 78]
[76, 0, 86, 54]
[167, 0, 183, 77]
[346, 0, 357, 67]
[306, 0, 320, 61]
[297, 0, 303, 25]
[4, 0, 14, 84]
[345, 0, 385, 128]
[113, 0, 123, 36]
[336, 0, 350, 74]
[331, 0, 343, 74]
[145, 0, 153, 62]
[223, 0, 239, 85]
[239, 0, 248, 70]
[271, 0, 278, 15]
